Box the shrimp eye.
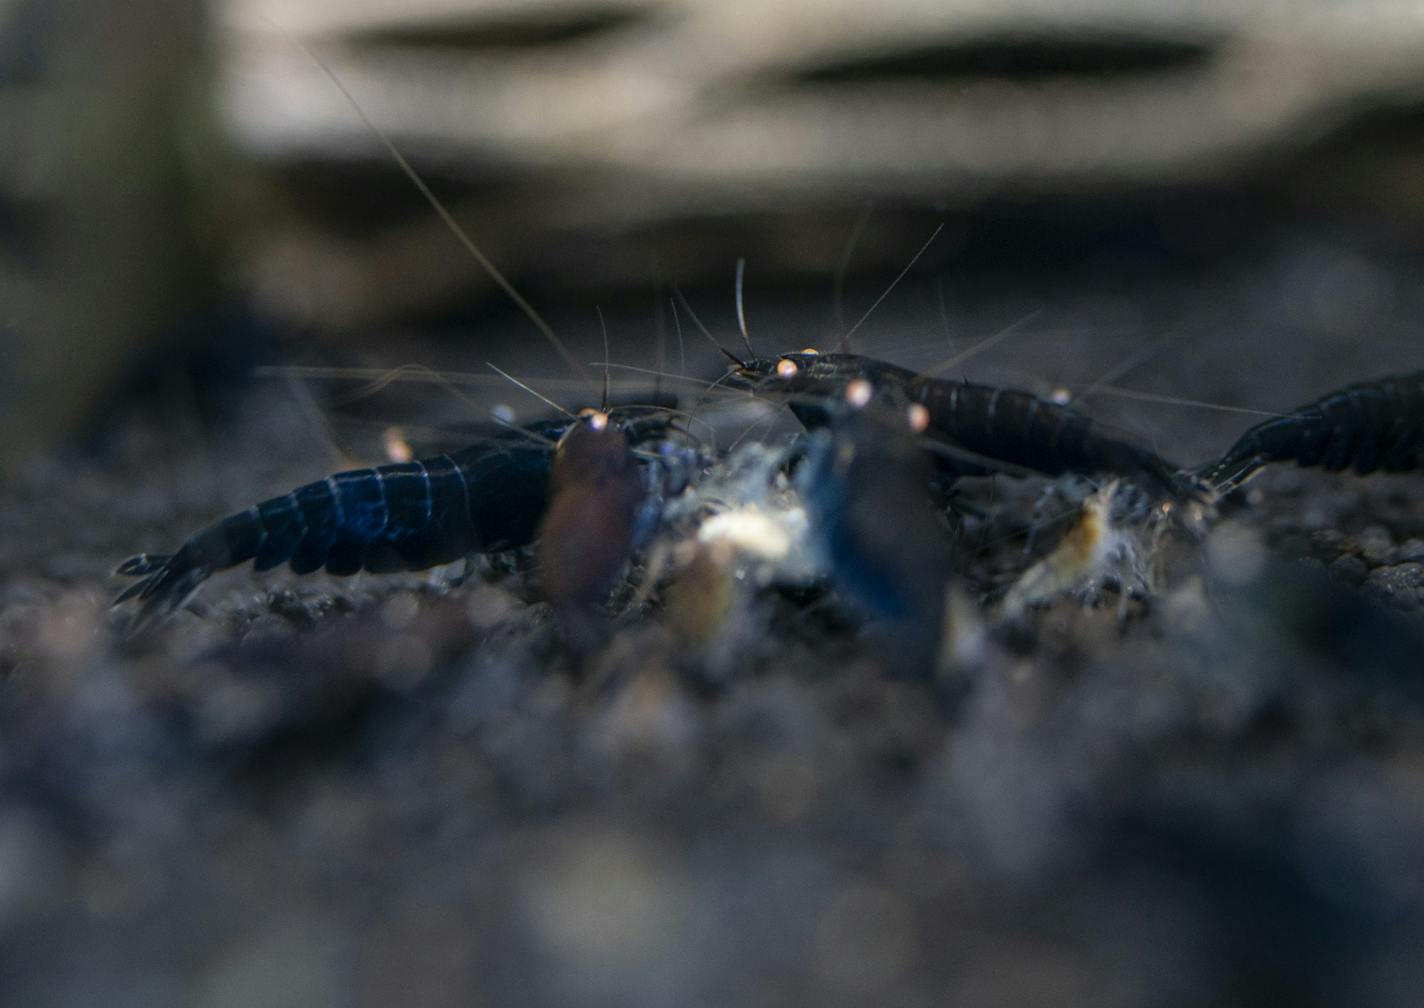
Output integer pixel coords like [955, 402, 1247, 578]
[576, 407, 610, 430]
[775, 358, 800, 380]
[382, 426, 414, 463]
[906, 402, 930, 432]
[799, 347, 820, 356]
[845, 378, 873, 408]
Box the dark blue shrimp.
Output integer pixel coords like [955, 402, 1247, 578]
[795, 380, 959, 677]
[731, 351, 1194, 499]
[1198, 371, 1424, 494]
[114, 418, 571, 628]
[115, 406, 699, 630]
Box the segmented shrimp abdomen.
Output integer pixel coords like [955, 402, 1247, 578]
[912, 378, 1186, 496]
[115, 437, 557, 625]
[1200, 371, 1424, 492]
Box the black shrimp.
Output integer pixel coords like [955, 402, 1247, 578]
[114, 409, 693, 630]
[1198, 370, 1424, 493]
[732, 351, 1194, 499]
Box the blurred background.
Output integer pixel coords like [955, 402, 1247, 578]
[6, 1, 1424, 1006]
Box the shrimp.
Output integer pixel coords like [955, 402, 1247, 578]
[731, 350, 1196, 499]
[114, 408, 696, 631]
[795, 379, 960, 677]
[536, 410, 647, 656]
[113, 35, 728, 636]
[113, 418, 569, 629]
[1198, 370, 1424, 494]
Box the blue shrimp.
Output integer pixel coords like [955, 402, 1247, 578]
[795, 380, 960, 677]
[115, 402, 702, 631]
[114, 418, 569, 628]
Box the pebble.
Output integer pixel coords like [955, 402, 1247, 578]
[1363, 563, 1424, 613]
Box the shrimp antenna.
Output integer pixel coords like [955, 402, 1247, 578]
[1083, 387, 1293, 419]
[1071, 328, 1188, 404]
[924, 308, 1042, 377]
[834, 202, 875, 347]
[669, 295, 688, 376]
[595, 304, 611, 410]
[486, 363, 575, 419]
[487, 412, 562, 450]
[651, 255, 666, 406]
[672, 285, 745, 368]
[734, 257, 755, 359]
[832, 221, 944, 353]
[589, 361, 745, 401]
[272, 24, 586, 381]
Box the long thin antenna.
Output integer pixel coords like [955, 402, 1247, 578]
[734, 257, 755, 358]
[589, 361, 740, 399]
[595, 305, 611, 410]
[488, 414, 563, 450]
[936, 277, 953, 348]
[280, 368, 353, 468]
[331, 362, 495, 408]
[673, 285, 744, 368]
[833, 222, 944, 352]
[1072, 330, 1186, 404]
[254, 363, 591, 395]
[669, 296, 688, 376]
[486, 363, 575, 418]
[924, 309, 1042, 377]
[651, 254, 666, 406]
[687, 366, 756, 438]
[275, 27, 586, 380]
[1084, 386, 1293, 419]
[834, 202, 875, 346]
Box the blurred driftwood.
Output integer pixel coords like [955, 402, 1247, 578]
[217, 0, 1424, 329]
